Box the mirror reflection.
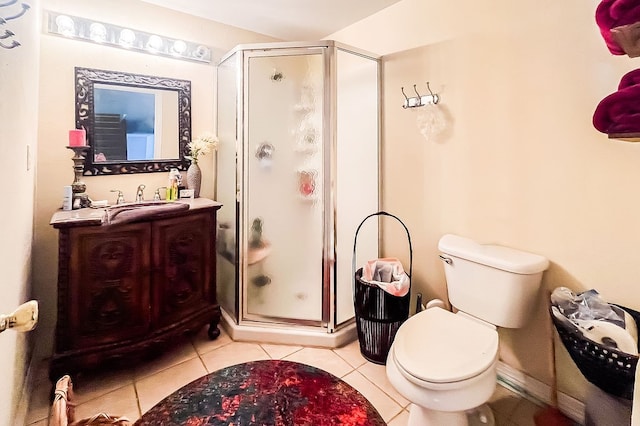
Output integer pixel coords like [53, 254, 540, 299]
[93, 84, 179, 162]
[75, 67, 191, 175]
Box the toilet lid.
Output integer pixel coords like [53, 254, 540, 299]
[393, 307, 499, 383]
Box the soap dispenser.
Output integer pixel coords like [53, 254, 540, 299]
[173, 168, 185, 197]
[165, 180, 174, 201]
[166, 171, 178, 201]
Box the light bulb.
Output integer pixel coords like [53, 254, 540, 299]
[55, 15, 75, 37]
[172, 40, 187, 56]
[119, 29, 135, 48]
[147, 35, 163, 52]
[194, 45, 210, 60]
[89, 23, 107, 43]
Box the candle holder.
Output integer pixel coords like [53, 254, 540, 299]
[66, 145, 91, 209]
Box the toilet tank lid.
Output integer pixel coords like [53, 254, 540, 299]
[438, 234, 549, 274]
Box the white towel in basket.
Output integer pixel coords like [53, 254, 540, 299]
[362, 258, 410, 297]
[551, 287, 639, 355]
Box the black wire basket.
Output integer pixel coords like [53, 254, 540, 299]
[550, 304, 640, 400]
[353, 211, 412, 365]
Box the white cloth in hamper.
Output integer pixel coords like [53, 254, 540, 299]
[361, 258, 410, 297]
[551, 287, 639, 355]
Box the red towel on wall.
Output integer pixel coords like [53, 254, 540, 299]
[618, 68, 640, 89]
[611, 22, 640, 57]
[596, 0, 640, 55]
[593, 82, 640, 134]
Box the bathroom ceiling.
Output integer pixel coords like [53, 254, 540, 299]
[139, 0, 402, 41]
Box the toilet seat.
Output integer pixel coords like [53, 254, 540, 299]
[393, 307, 499, 384]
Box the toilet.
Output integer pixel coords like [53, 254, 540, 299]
[386, 234, 549, 426]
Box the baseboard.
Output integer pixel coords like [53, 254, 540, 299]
[14, 344, 39, 425]
[220, 308, 358, 348]
[497, 361, 585, 425]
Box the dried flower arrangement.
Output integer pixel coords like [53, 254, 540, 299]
[187, 132, 218, 164]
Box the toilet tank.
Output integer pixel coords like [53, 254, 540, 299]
[438, 234, 549, 328]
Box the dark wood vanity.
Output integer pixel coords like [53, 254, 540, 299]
[49, 198, 222, 381]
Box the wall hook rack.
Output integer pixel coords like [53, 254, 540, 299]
[402, 82, 439, 109]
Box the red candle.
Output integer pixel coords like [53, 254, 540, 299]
[68, 129, 86, 147]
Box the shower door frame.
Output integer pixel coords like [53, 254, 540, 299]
[238, 45, 332, 329]
[222, 41, 381, 334]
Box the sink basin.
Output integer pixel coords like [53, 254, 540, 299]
[103, 201, 190, 225]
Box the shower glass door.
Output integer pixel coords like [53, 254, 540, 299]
[334, 48, 380, 327]
[216, 51, 239, 319]
[241, 49, 325, 325]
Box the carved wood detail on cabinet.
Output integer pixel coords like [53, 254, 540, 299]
[49, 199, 222, 382]
[68, 223, 151, 349]
[153, 214, 212, 327]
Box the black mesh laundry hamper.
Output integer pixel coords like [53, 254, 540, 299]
[550, 304, 640, 400]
[353, 211, 411, 365]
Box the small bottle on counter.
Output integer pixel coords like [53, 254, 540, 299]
[62, 186, 73, 211]
[166, 170, 178, 201]
[171, 176, 179, 201]
[173, 168, 186, 198]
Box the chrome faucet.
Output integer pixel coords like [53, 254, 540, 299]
[110, 189, 125, 205]
[154, 187, 166, 201]
[135, 184, 146, 202]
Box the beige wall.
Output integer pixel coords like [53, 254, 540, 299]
[0, 0, 40, 423]
[29, 0, 640, 409]
[331, 0, 640, 401]
[33, 0, 278, 358]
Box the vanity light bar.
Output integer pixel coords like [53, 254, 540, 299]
[45, 11, 211, 64]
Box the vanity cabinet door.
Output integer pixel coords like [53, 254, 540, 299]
[151, 212, 214, 327]
[66, 223, 152, 349]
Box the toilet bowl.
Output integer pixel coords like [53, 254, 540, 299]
[387, 307, 499, 425]
[385, 234, 549, 426]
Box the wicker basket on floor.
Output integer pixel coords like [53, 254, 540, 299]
[50, 375, 132, 426]
[550, 305, 640, 400]
[352, 211, 412, 364]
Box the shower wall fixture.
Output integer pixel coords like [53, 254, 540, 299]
[402, 82, 447, 143]
[216, 41, 380, 346]
[401, 82, 439, 109]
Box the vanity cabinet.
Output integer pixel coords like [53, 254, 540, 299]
[49, 199, 222, 381]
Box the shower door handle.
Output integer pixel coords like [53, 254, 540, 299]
[255, 142, 275, 160]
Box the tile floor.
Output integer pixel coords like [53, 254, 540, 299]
[26, 326, 551, 426]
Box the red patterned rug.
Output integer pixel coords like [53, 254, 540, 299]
[134, 359, 386, 426]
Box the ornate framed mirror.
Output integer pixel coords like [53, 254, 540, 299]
[75, 67, 191, 175]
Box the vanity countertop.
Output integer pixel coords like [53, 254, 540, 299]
[50, 198, 222, 228]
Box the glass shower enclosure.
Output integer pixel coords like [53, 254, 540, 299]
[216, 41, 379, 346]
